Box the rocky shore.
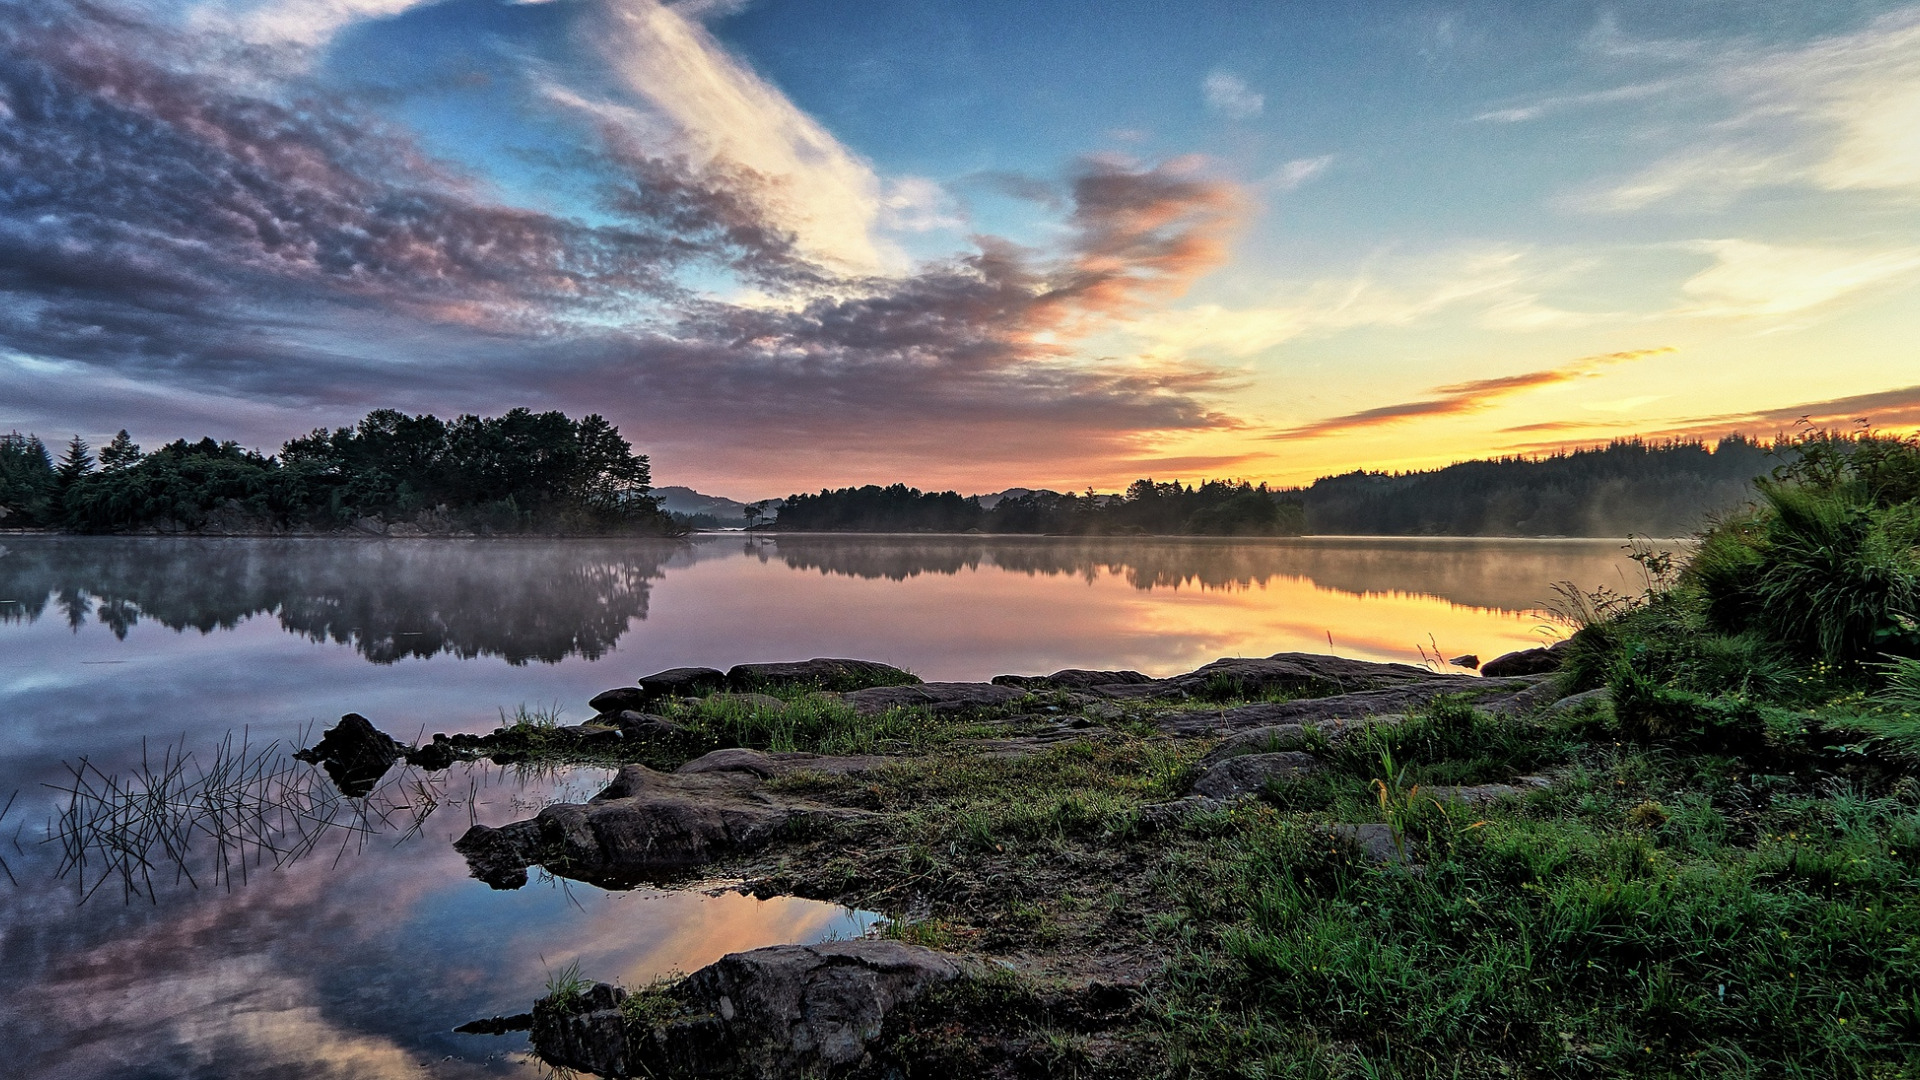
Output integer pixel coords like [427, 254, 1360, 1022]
[305, 643, 1605, 1077]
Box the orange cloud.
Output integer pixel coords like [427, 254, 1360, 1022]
[1494, 382, 1920, 454]
[1268, 347, 1675, 439]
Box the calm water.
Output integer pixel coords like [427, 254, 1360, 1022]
[0, 534, 1646, 1078]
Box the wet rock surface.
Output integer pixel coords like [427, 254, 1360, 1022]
[533, 941, 968, 1079]
[293, 713, 402, 797]
[453, 752, 878, 889]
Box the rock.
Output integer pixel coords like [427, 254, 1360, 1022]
[454, 760, 872, 890]
[1424, 777, 1552, 804]
[701, 692, 789, 714]
[1320, 823, 1414, 865]
[991, 669, 1157, 690]
[609, 710, 682, 738]
[533, 942, 968, 1079]
[726, 658, 920, 693]
[1448, 654, 1480, 669]
[453, 1012, 533, 1035]
[1481, 640, 1571, 678]
[1199, 724, 1313, 767]
[1492, 677, 1569, 716]
[639, 666, 727, 702]
[293, 713, 402, 797]
[532, 983, 633, 1078]
[841, 681, 1029, 715]
[407, 734, 458, 772]
[1169, 652, 1439, 700]
[588, 686, 652, 714]
[557, 724, 624, 748]
[1546, 686, 1611, 715]
[676, 747, 780, 778]
[1190, 752, 1322, 798]
[352, 515, 387, 536]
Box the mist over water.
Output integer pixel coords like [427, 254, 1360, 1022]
[0, 534, 1647, 1077]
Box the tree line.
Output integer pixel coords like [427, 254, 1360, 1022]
[767, 437, 1786, 537]
[774, 479, 1306, 536]
[0, 408, 677, 535]
[1291, 436, 1778, 536]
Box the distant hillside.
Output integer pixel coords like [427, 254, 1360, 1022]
[1288, 436, 1778, 537]
[654, 486, 750, 522]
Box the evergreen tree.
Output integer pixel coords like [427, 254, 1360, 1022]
[56, 435, 94, 486]
[98, 430, 143, 472]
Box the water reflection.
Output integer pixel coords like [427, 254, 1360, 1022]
[0, 538, 678, 664]
[761, 534, 1657, 613]
[0, 532, 1654, 1079]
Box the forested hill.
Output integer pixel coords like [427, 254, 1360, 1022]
[1290, 437, 1777, 537]
[0, 408, 677, 536]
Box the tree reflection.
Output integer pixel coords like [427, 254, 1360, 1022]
[0, 539, 678, 664]
[764, 535, 1643, 614]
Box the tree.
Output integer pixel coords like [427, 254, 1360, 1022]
[744, 500, 769, 529]
[56, 435, 94, 487]
[98, 430, 142, 472]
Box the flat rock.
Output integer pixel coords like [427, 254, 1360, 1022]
[840, 681, 1028, 715]
[535, 942, 968, 1080]
[1481, 640, 1571, 678]
[639, 666, 727, 702]
[1424, 777, 1552, 804]
[1168, 652, 1440, 700]
[1199, 724, 1314, 767]
[293, 713, 402, 797]
[991, 669, 1157, 690]
[1190, 751, 1322, 798]
[454, 763, 858, 890]
[726, 658, 920, 693]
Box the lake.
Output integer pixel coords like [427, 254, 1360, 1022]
[0, 533, 1648, 1077]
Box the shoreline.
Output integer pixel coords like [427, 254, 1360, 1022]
[297, 643, 1920, 1078]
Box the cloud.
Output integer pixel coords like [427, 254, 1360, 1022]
[1572, 9, 1920, 210]
[1127, 247, 1604, 360]
[1266, 155, 1334, 191]
[1269, 348, 1674, 439]
[0, 1, 1254, 490]
[189, 0, 440, 48]
[1203, 71, 1264, 120]
[580, 0, 894, 273]
[1496, 383, 1920, 450]
[1676, 239, 1920, 318]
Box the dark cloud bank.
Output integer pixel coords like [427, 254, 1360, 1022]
[0, 1, 1243, 485]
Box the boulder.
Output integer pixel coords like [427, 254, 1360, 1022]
[1320, 823, 1414, 865]
[1158, 676, 1545, 738]
[1545, 686, 1610, 715]
[639, 666, 727, 701]
[1169, 652, 1439, 700]
[1481, 640, 1571, 678]
[726, 659, 919, 693]
[841, 681, 1028, 716]
[454, 759, 873, 890]
[588, 686, 652, 714]
[293, 713, 402, 797]
[532, 942, 969, 1079]
[532, 983, 633, 1078]
[1190, 751, 1322, 798]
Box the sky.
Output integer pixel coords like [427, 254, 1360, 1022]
[1, 0, 1917, 499]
